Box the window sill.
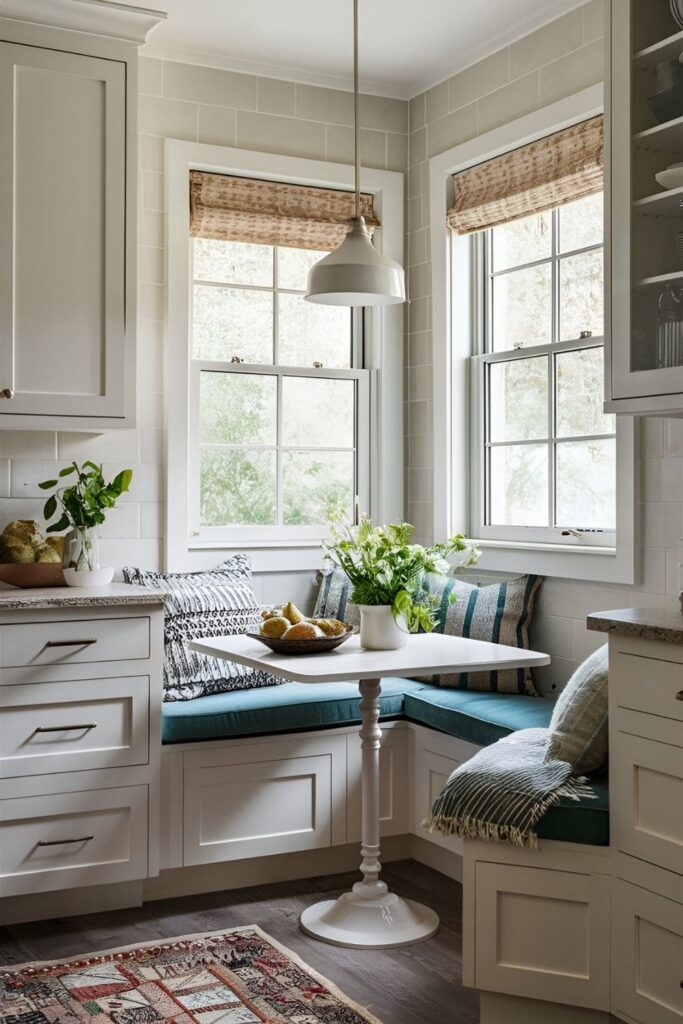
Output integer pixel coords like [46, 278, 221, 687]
[471, 538, 634, 585]
[170, 540, 325, 574]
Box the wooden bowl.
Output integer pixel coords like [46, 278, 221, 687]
[0, 563, 65, 588]
[247, 625, 357, 656]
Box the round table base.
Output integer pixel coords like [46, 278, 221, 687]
[300, 890, 439, 949]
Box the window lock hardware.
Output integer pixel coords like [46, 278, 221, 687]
[579, 330, 593, 339]
[0, 388, 14, 399]
[513, 342, 524, 349]
[561, 528, 584, 538]
[230, 355, 243, 364]
[313, 361, 323, 368]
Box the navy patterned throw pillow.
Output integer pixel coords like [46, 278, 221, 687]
[123, 554, 283, 702]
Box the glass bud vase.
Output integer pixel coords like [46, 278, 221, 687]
[65, 527, 100, 572]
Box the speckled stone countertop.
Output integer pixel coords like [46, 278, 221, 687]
[587, 605, 683, 644]
[0, 583, 166, 610]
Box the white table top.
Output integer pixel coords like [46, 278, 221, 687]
[189, 632, 550, 684]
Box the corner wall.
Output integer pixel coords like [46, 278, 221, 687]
[405, 0, 683, 691]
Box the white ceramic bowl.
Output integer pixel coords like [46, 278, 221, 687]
[63, 565, 115, 588]
[655, 163, 683, 189]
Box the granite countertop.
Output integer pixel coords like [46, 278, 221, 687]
[587, 605, 683, 644]
[0, 583, 166, 610]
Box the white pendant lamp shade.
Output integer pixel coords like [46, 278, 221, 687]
[305, 0, 406, 308]
[305, 216, 406, 306]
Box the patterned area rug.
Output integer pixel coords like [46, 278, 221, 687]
[0, 926, 382, 1024]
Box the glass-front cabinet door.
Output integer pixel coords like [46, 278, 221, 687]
[609, 0, 683, 413]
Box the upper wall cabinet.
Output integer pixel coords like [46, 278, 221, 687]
[0, 1, 165, 430]
[607, 0, 683, 415]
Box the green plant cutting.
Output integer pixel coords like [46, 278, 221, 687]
[325, 517, 479, 632]
[39, 462, 133, 571]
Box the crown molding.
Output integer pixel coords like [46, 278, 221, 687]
[143, 0, 588, 102]
[1, 0, 167, 45]
[410, 0, 588, 96]
[139, 42, 407, 99]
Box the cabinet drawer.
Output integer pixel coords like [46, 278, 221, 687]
[612, 731, 683, 874]
[0, 617, 149, 669]
[0, 785, 148, 897]
[613, 879, 683, 1024]
[613, 651, 683, 723]
[0, 675, 149, 777]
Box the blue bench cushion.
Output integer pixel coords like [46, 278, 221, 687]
[161, 676, 553, 746]
[403, 686, 554, 747]
[537, 774, 609, 846]
[161, 677, 425, 744]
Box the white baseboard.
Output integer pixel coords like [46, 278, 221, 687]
[479, 992, 613, 1024]
[410, 835, 463, 881]
[144, 835, 413, 902]
[0, 880, 143, 927]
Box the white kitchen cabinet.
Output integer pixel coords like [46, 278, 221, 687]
[0, 591, 165, 915]
[0, 0, 163, 429]
[607, 0, 683, 414]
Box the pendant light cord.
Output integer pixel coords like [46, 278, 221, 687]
[353, 0, 360, 219]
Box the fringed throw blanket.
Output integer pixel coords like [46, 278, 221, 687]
[425, 728, 597, 848]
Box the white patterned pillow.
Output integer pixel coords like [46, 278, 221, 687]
[123, 555, 282, 702]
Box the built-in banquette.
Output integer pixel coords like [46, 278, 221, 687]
[464, 606, 683, 1024]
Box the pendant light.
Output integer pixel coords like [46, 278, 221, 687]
[305, 0, 406, 306]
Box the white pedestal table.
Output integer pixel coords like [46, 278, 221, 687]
[189, 631, 549, 949]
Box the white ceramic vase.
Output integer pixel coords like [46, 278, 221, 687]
[358, 604, 408, 650]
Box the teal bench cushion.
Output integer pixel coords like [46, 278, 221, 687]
[161, 676, 552, 746]
[403, 687, 554, 747]
[537, 773, 609, 846]
[161, 677, 425, 744]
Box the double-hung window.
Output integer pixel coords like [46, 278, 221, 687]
[190, 237, 370, 544]
[471, 192, 616, 546]
[453, 116, 617, 550]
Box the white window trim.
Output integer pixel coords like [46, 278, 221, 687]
[429, 85, 637, 584]
[165, 140, 405, 572]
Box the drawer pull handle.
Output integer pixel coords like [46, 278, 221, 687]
[45, 639, 97, 648]
[677, 691, 683, 702]
[37, 835, 93, 847]
[33, 723, 97, 734]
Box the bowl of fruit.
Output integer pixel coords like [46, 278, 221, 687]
[249, 602, 356, 655]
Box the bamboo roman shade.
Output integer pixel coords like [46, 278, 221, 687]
[447, 115, 603, 235]
[190, 171, 380, 251]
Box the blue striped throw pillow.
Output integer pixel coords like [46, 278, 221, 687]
[420, 574, 543, 694]
[123, 554, 283, 702]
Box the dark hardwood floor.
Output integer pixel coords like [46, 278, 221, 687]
[0, 859, 479, 1024]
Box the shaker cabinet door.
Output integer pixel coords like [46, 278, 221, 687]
[0, 42, 128, 420]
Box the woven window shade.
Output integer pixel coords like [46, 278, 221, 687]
[447, 115, 603, 235]
[190, 171, 380, 252]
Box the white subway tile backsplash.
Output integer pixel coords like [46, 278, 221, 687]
[140, 429, 164, 465]
[98, 503, 140, 539]
[0, 432, 56, 460]
[197, 105, 237, 147]
[57, 430, 141, 464]
[163, 61, 257, 111]
[10, 461, 68, 499]
[140, 501, 163, 539]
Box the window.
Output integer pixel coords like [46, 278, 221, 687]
[470, 191, 617, 546]
[190, 238, 369, 543]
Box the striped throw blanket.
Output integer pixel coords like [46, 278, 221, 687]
[425, 728, 596, 848]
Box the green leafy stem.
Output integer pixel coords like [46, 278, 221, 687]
[39, 461, 133, 535]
